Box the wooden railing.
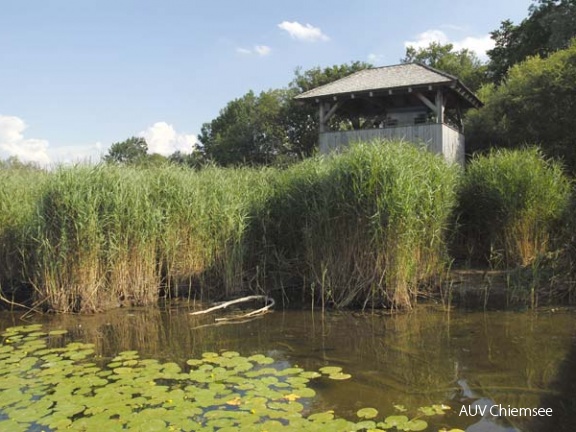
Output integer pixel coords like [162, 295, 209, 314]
[319, 123, 464, 166]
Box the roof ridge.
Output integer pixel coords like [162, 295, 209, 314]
[413, 62, 458, 81]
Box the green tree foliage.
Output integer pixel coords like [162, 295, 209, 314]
[199, 90, 289, 166]
[199, 62, 371, 166]
[168, 150, 207, 169]
[488, 0, 576, 82]
[0, 156, 43, 171]
[103, 136, 149, 165]
[285, 61, 371, 157]
[466, 40, 576, 171]
[402, 42, 488, 92]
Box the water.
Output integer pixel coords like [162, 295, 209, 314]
[1, 304, 575, 431]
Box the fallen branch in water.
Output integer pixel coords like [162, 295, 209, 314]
[190, 316, 263, 330]
[189, 295, 275, 321]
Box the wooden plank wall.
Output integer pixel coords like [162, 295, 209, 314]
[319, 124, 464, 166]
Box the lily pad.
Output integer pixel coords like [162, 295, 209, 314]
[328, 372, 352, 380]
[357, 407, 379, 419]
[319, 366, 342, 375]
[48, 330, 68, 336]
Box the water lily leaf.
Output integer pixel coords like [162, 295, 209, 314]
[379, 415, 409, 429]
[53, 402, 85, 417]
[286, 376, 309, 387]
[319, 366, 342, 375]
[406, 419, 428, 431]
[308, 410, 335, 422]
[300, 371, 321, 379]
[354, 420, 377, 430]
[113, 367, 134, 375]
[277, 367, 304, 376]
[328, 372, 352, 380]
[247, 354, 274, 365]
[47, 417, 73, 429]
[115, 350, 139, 359]
[418, 403, 450, 416]
[186, 358, 203, 367]
[0, 419, 30, 432]
[48, 330, 68, 336]
[357, 407, 379, 419]
[8, 407, 42, 423]
[295, 387, 316, 398]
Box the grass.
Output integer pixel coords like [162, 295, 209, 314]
[0, 142, 573, 313]
[265, 141, 460, 309]
[455, 148, 573, 306]
[456, 148, 572, 267]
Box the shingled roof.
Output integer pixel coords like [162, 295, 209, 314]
[295, 62, 482, 108]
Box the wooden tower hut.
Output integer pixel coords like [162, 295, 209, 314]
[294, 63, 482, 165]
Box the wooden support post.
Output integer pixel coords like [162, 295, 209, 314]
[456, 103, 464, 132]
[319, 101, 339, 133]
[435, 89, 445, 124]
[319, 102, 326, 133]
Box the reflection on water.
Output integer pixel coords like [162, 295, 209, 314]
[1, 305, 575, 431]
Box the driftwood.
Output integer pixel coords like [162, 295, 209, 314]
[189, 295, 275, 322]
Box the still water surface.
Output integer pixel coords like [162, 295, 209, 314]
[1, 305, 575, 431]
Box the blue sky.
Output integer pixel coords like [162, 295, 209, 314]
[0, 0, 532, 165]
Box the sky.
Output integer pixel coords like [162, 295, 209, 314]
[0, 0, 534, 166]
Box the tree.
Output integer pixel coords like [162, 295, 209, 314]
[284, 61, 372, 157]
[199, 62, 372, 165]
[401, 42, 488, 92]
[487, 0, 576, 83]
[466, 40, 576, 172]
[199, 89, 289, 166]
[168, 150, 207, 169]
[0, 156, 43, 171]
[103, 137, 149, 165]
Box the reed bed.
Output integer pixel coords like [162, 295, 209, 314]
[254, 141, 460, 309]
[11, 141, 572, 313]
[0, 167, 48, 292]
[456, 148, 572, 268]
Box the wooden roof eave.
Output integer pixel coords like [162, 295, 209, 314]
[296, 82, 449, 102]
[296, 81, 482, 109]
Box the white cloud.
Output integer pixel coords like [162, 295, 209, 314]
[139, 122, 197, 156]
[0, 115, 50, 165]
[50, 142, 104, 165]
[278, 21, 329, 42]
[0, 116, 196, 167]
[404, 29, 495, 59]
[367, 53, 385, 64]
[452, 35, 494, 58]
[440, 24, 467, 32]
[404, 29, 450, 49]
[236, 45, 272, 56]
[254, 45, 271, 56]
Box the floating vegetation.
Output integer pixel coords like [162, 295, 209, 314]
[0, 325, 460, 431]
